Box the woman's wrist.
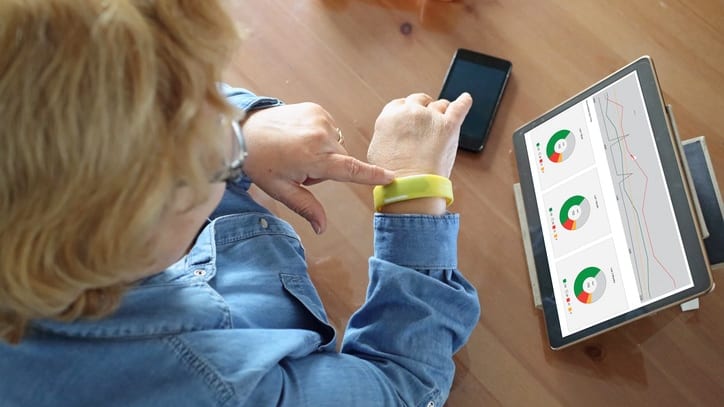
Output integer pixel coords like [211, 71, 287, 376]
[378, 197, 447, 215]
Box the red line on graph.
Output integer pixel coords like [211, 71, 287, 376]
[608, 97, 677, 289]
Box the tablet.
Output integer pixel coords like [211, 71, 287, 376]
[513, 56, 714, 349]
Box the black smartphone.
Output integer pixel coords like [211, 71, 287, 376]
[439, 48, 512, 152]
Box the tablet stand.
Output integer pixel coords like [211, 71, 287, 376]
[514, 105, 722, 311]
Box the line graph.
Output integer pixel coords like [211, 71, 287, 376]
[594, 73, 689, 302]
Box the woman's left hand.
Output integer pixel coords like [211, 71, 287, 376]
[240, 102, 394, 234]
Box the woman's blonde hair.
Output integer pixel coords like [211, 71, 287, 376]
[0, 0, 240, 343]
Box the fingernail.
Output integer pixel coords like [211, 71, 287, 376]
[312, 221, 323, 235]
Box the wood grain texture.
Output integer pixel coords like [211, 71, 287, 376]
[222, 1, 724, 405]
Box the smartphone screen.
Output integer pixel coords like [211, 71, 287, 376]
[439, 49, 512, 152]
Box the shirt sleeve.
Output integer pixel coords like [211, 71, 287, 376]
[342, 213, 481, 406]
[245, 213, 481, 407]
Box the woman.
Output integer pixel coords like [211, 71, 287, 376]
[0, 0, 479, 406]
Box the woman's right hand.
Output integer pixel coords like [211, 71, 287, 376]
[367, 92, 472, 179]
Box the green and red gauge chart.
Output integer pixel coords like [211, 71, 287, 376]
[574, 266, 606, 304]
[559, 195, 591, 230]
[546, 129, 576, 163]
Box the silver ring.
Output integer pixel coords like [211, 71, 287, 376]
[336, 128, 344, 144]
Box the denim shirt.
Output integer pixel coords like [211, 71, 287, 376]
[0, 86, 480, 407]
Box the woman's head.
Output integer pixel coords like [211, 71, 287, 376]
[0, 0, 240, 343]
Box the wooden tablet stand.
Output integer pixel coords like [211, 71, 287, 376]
[513, 105, 722, 311]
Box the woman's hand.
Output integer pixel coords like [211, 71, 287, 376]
[241, 102, 394, 234]
[367, 92, 472, 178]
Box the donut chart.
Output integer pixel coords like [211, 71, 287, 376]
[574, 266, 606, 304]
[559, 195, 590, 230]
[546, 129, 576, 163]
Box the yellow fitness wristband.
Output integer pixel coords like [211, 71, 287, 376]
[373, 174, 453, 211]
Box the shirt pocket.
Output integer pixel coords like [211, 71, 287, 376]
[279, 273, 337, 351]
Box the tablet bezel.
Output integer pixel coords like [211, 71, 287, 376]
[512, 56, 713, 349]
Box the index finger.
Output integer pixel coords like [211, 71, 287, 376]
[313, 154, 395, 185]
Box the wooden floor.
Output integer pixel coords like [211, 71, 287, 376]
[223, 1, 724, 405]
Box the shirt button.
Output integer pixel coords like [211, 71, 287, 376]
[259, 218, 269, 229]
[426, 401, 435, 407]
[193, 269, 206, 277]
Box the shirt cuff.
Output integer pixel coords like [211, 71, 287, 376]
[373, 213, 459, 270]
[218, 83, 284, 112]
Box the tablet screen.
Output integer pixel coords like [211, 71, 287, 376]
[522, 70, 694, 337]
